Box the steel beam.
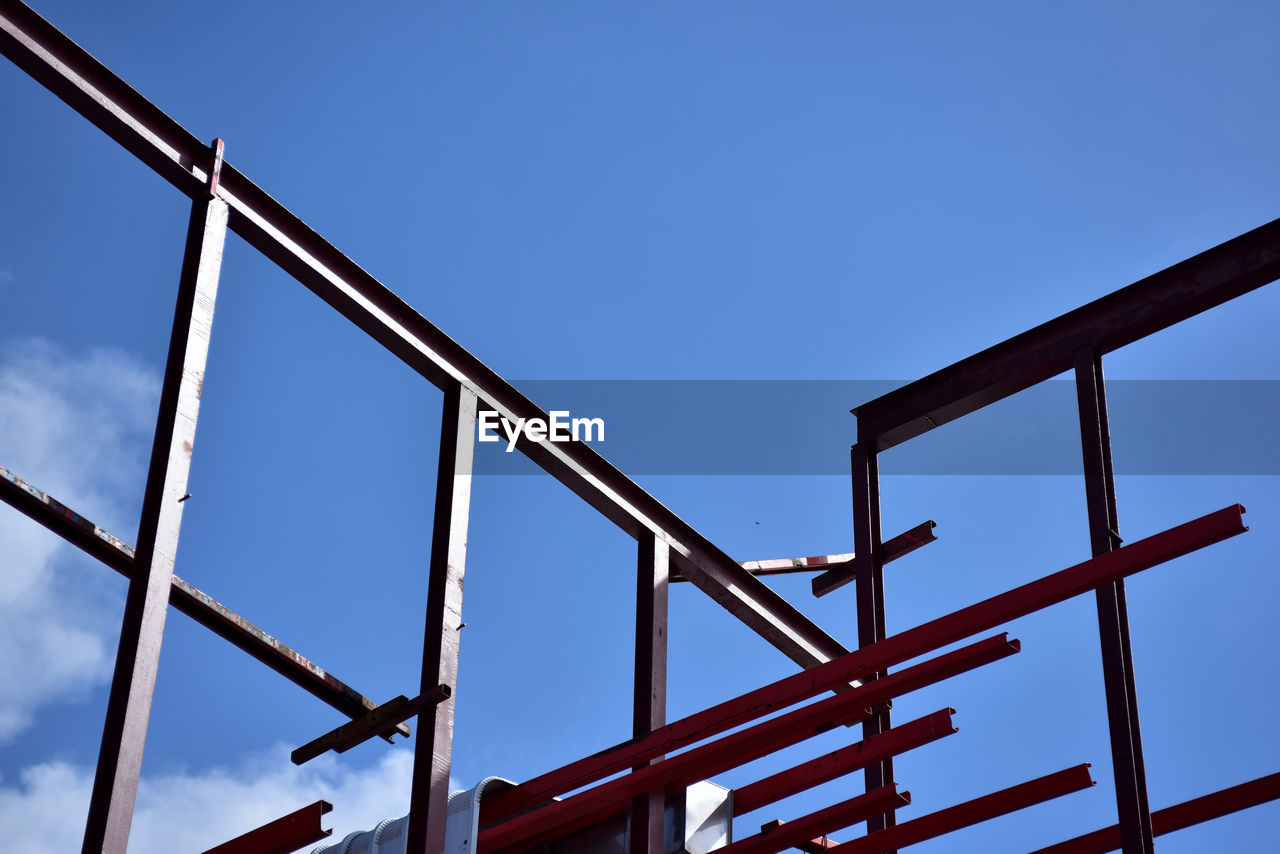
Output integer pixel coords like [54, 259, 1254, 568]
[200, 800, 333, 854]
[667, 521, 936, 585]
[719, 786, 910, 854]
[848, 443, 893, 838]
[0, 0, 848, 675]
[810, 521, 937, 597]
[1075, 349, 1153, 854]
[407, 384, 476, 854]
[831, 765, 1096, 853]
[484, 502, 1242, 824]
[0, 463, 410, 737]
[631, 534, 669, 854]
[732, 708, 956, 817]
[1028, 771, 1280, 854]
[477, 636, 1018, 852]
[292, 686, 451, 766]
[852, 221, 1280, 452]
[83, 192, 227, 854]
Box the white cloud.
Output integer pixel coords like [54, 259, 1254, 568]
[0, 338, 160, 741]
[0, 745, 419, 853]
[0, 339, 439, 849]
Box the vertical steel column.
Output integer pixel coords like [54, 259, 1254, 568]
[82, 189, 228, 854]
[631, 534, 669, 854]
[850, 442, 894, 838]
[407, 383, 477, 854]
[1074, 348, 1154, 854]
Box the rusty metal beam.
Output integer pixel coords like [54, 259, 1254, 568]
[0, 0, 848, 675]
[200, 800, 333, 854]
[407, 384, 475, 854]
[852, 222, 1280, 452]
[292, 686, 451, 766]
[83, 192, 226, 853]
[1028, 771, 1280, 854]
[831, 765, 1096, 853]
[0, 463, 410, 738]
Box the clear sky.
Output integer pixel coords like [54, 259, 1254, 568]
[2, 1, 1279, 851]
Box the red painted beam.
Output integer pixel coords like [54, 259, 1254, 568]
[733, 708, 956, 816]
[478, 635, 1017, 852]
[482, 505, 1245, 823]
[200, 800, 332, 854]
[720, 786, 910, 854]
[831, 765, 1096, 853]
[1027, 771, 1280, 854]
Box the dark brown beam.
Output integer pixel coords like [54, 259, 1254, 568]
[849, 443, 894, 840]
[0, 463, 409, 738]
[407, 384, 475, 854]
[200, 800, 332, 854]
[0, 0, 849, 675]
[811, 521, 937, 598]
[84, 193, 226, 854]
[631, 534, 669, 854]
[852, 219, 1280, 452]
[1075, 349, 1152, 854]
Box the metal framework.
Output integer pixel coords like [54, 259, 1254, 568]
[1, 2, 1277, 853]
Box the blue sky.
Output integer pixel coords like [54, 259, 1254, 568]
[2, 1, 1280, 851]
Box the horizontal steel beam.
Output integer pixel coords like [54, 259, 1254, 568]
[832, 765, 1096, 853]
[0, 0, 847, 675]
[721, 786, 910, 854]
[1028, 771, 1280, 854]
[669, 521, 936, 585]
[0, 463, 409, 737]
[732, 708, 956, 816]
[852, 221, 1280, 451]
[478, 636, 1018, 852]
[200, 800, 332, 854]
[484, 504, 1243, 824]
[292, 685, 451, 766]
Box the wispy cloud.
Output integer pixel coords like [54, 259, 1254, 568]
[0, 338, 160, 741]
[0, 745, 418, 853]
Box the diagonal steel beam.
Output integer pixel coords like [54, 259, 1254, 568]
[0, 0, 847, 674]
[200, 800, 333, 854]
[0, 463, 409, 737]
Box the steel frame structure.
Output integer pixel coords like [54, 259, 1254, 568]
[1, 2, 1277, 853]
